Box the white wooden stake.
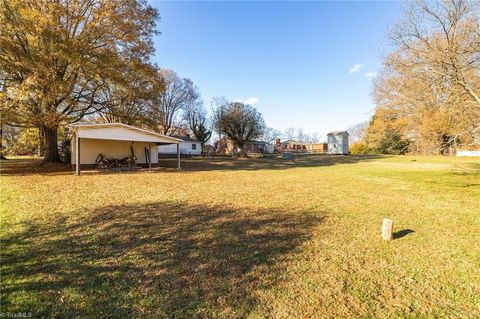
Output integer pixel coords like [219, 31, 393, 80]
[382, 218, 394, 241]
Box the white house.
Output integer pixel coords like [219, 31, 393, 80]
[158, 136, 202, 156]
[262, 142, 275, 154]
[456, 150, 480, 157]
[327, 131, 349, 155]
[69, 123, 182, 175]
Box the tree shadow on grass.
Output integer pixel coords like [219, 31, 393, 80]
[1, 155, 386, 176]
[1, 201, 323, 318]
[158, 154, 387, 172]
[0, 157, 72, 176]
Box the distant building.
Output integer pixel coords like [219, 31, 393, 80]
[158, 135, 202, 156]
[327, 131, 349, 155]
[214, 138, 274, 155]
[203, 144, 215, 156]
[456, 146, 480, 157]
[276, 140, 308, 153]
[306, 143, 328, 154]
[456, 150, 480, 157]
[274, 139, 327, 154]
[214, 138, 230, 155]
[246, 140, 274, 154]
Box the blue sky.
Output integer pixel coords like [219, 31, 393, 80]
[149, 1, 403, 139]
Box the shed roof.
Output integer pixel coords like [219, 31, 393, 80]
[69, 123, 181, 144]
[327, 131, 349, 136]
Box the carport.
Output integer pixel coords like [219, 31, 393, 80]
[69, 123, 182, 175]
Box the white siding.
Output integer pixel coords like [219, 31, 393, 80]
[456, 150, 480, 157]
[158, 141, 202, 155]
[342, 134, 349, 155]
[327, 132, 349, 155]
[264, 144, 274, 153]
[72, 138, 158, 165]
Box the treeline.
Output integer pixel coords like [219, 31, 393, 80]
[0, 0, 269, 161]
[352, 0, 479, 155]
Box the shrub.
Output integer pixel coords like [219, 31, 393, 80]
[5, 128, 39, 155]
[376, 133, 409, 155]
[350, 142, 370, 154]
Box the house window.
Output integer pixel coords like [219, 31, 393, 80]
[192, 144, 196, 150]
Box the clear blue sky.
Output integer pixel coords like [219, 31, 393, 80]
[149, 1, 403, 139]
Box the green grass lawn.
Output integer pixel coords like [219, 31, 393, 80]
[1, 155, 479, 318]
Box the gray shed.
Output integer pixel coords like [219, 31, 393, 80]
[327, 131, 349, 155]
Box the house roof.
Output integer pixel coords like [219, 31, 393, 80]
[327, 130, 349, 136]
[281, 140, 307, 144]
[68, 122, 182, 144]
[249, 140, 270, 145]
[171, 135, 199, 142]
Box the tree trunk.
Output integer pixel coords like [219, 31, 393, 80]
[43, 126, 61, 162]
[237, 142, 248, 158]
[0, 126, 6, 160]
[38, 127, 45, 157]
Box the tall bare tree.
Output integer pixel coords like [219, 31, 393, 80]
[348, 121, 369, 143]
[260, 127, 281, 143]
[369, 0, 480, 154]
[210, 96, 229, 141]
[183, 89, 212, 151]
[152, 69, 195, 135]
[284, 127, 296, 141]
[296, 128, 311, 143]
[283, 127, 318, 143]
[310, 132, 321, 143]
[391, 0, 480, 107]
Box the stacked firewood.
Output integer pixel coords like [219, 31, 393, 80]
[95, 153, 137, 170]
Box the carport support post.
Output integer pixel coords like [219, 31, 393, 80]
[177, 143, 181, 169]
[148, 143, 152, 171]
[75, 135, 80, 175]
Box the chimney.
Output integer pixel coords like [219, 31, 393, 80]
[275, 138, 281, 145]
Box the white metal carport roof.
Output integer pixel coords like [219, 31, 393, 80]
[69, 123, 183, 175]
[69, 122, 182, 144]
